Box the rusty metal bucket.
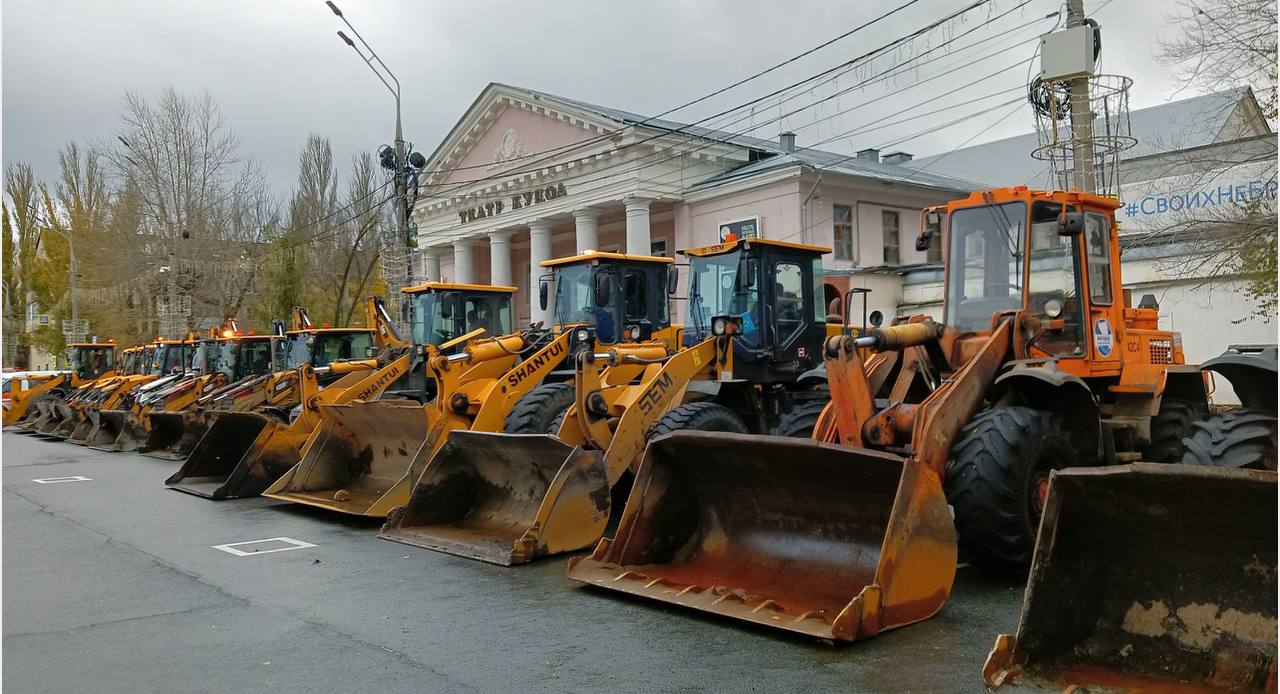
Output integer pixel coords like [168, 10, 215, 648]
[33, 399, 74, 437]
[85, 408, 132, 451]
[261, 400, 430, 517]
[984, 464, 1278, 692]
[379, 431, 607, 566]
[66, 406, 103, 444]
[566, 431, 957, 641]
[166, 411, 291, 499]
[140, 410, 209, 461]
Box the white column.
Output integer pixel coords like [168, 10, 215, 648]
[572, 207, 598, 253]
[528, 219, 554, 326]
[452, 239, 475, 284]
[488, 230, 513, 286]
[421, 249, 441, 282]
[624, 197, 651, 255]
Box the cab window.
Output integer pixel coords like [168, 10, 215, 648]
[773, 261, 805, 344]
[1085, 213, 1112, 304]
[623, 269, 647, 321]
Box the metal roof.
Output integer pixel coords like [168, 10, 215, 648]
[685, 147, 987, 193]
[904, 88, 1266, 188]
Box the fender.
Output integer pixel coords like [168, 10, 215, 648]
[796, 364, 828, 388]
[992, 362, 1101, 461]
[1201, 345, 1277, 410]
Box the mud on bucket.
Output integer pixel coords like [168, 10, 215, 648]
[379, 430, 609, 566]
[566, 430, 958, 641]
[984, 464, 1278, 692]
[166, 412, 282, 498]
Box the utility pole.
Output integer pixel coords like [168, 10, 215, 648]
[328, 1, 415, 296]
[1066, 0, 1097, 193]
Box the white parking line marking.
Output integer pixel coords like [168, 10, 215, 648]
[212, 537, 317, 557]
[32, 476, 92, 484]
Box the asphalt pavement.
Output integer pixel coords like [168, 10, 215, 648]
[3, 431, 1024, 693]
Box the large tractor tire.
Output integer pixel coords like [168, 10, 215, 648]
[770, 399, 828, 438]
[1143, 397, 1208, 463]
[503, 382, 575, 434]
[649, 402, 749, 439]
[1181, 408, 1278, 470]
[945, 406, 1078, 577]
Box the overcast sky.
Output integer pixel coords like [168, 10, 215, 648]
[3, 0, 1193, 198]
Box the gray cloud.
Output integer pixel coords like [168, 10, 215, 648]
[3, 0, 1186, 198]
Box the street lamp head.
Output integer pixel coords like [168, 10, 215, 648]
[325, 1, 343, 16]
[336, 30, 355, 48]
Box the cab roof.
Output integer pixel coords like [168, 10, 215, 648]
[401, 281, 519, 294]
[286, 327, 375, 336]
[541, 250, 674, 268]
[680, 237, 831, 257]
[949, 186, 1123, 211]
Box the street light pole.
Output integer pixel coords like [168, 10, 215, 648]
[1066, 0, 1097, 194]
[327, 2, 415, 292]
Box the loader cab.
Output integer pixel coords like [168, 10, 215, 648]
[66, 342, 117, 382]
[403, 282, 516, 352]
[120, 348, 141, 376]
[216, 334, 280, 381]
[284, 327, 376, 369]
[541, 251, 675, 346]
[681, 238, 830, 382]
[152, 340, 189, 376]
[935, 187, 1129, 373]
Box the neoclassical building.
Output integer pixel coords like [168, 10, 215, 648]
[411, 82, 980, 326]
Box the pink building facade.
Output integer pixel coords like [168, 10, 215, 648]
[412, 83, 980, 326]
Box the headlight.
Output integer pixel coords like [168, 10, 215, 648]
[1044, 298, 1063, 318]
[712, 317, 728, 336]
[575, 328, 591, 343]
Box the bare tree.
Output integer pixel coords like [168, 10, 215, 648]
[103, 87, 268, 333]
[1149, 0, 1278, 321]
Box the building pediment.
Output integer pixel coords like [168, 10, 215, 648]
[423, 83, 626, 187]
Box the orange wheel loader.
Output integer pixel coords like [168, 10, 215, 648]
[565, 187, 1223, 642]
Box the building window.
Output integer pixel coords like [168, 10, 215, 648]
[882, 210, 900, 265]
[833, 205, 854, 261]
[650, 239, 668, 257]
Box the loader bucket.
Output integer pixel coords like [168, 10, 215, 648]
[66, 408, 101, 444]
[141, 411, 202, 460]
[166, 412, 289, 499]
[33, 400, 72, 436]
[566, 432, 958, 641]
[261, 400, 430, 517]
[379, 431, 608, 566]
[984, 464, 1278, 692]
[86, 408, 131, 451]
[47, 406, 85, 439]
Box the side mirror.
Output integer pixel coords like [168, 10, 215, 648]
[1058, 210, 1085, 236]
[667, 268, 679, 296]
[400, 298, 412, 325]
[539, 280, 549, 312]
[735, 257, 758, 292]
[594, 272, 612, 308]
[916, 211, 942, 251]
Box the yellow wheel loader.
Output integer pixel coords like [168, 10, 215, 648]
[379, 238, 836, 565]
[164, 298, 398, 497]
[142, 308, 376, 461]
[563, 187, 1221, 642]
[260, 282, 610, 517]
[8, 340, 119, 430]
[43, 345, 152, 439]
[65, 343, 165, 444]
[89, 328, 283, 452]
